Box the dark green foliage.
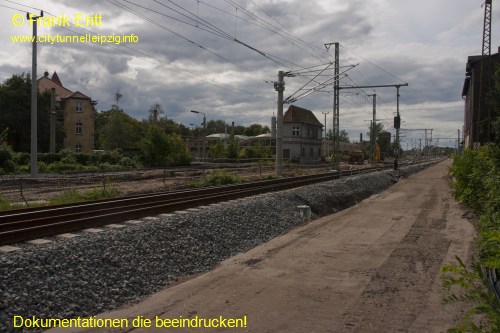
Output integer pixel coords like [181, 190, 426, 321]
[97, 108, 142, 151]
[208, 141, 227, 159]
[441, 257, 500, 332]
[0, 144, 17, 174]
[0, 73, 64, 152]
[450, 145, 500, 214]
[140, 127, 191, 167]
[188, 169, 241, 188]
[239, 144, 272, 159]
[445, 145, 500, 331]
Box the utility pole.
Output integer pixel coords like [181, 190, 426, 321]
[274, 71, 285, 176]
[29, 11, 43, 177]
[395, 86, 401, 169]
[325, 42, 340, 170]
[457, 129, 461, 156]
[368, 94, 376, 161]
[50, 87, 56, 154]
[333, 43, 340, 169]
[322, 111, 329, 158]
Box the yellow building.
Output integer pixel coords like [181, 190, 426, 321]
[38, 71, 95, 153]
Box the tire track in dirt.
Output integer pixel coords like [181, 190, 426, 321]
[340, 187, 452, 331]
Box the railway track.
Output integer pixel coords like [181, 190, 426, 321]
[0, 166, 386, 246]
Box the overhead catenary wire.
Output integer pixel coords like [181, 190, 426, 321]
[3, 0, 410, 136]
[285, 64, 358, 104]
[108, 0, 274, 85]
[1, 0, 275, 103]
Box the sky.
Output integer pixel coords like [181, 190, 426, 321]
[0, 0, 499, 148]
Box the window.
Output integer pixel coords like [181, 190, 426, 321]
[75, 122, 83, 134]
[292, 126, 300, 136]
[75, 144, 82, 153]
[76, 102, 83, 112]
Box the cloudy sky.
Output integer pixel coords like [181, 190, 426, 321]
[1, 0, 499, 148]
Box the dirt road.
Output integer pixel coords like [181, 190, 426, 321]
[58, 159, 475, 333]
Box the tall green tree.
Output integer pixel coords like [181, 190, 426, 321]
[205, 120, 228, 135]
[327, 129, 350, 142]
[0, 73, 64, 152]
[97, 108, 142, 151]
[244, 124, 270, 136]
[140, 126, 191, 166]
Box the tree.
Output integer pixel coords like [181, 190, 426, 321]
[326, 129, 350, 142]
[140, 126, 191, 166]
[244, 124, 270, 136]
[148, 103, 164, 124]
[97, 108, 142, 151]
[205, 120, 228, 135]
[0, 73, 64, 152]
[208, 140, 226, 159]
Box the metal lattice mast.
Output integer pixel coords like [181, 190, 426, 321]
[482, 0, 492, 57]
[479, 0, 493, 142]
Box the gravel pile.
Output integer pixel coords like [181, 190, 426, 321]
[0, 163, 437, 332]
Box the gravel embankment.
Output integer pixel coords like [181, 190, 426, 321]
[0, 161, 439, 332]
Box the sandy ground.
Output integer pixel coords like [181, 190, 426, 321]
[49, 159, 475, 333]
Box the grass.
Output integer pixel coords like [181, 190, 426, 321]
[0, 187, 119, 212]
[48, 187, 119, 206]
[188, 169, 241, 188]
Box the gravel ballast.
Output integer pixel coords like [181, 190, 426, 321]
[0, 161, 438, 332]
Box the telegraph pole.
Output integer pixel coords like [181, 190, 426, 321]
[368, 94, 376, 161]
[322, 111, 329, 157]
[333, 42, 340, 170]
[395, 86, 401, 169]
[29, 11, 43, 177]
[50, 87, 56, 153]
[324, 42, 340, 170]
[275, 71, 285, 176]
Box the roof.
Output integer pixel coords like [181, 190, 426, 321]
[283, 105, 323, 127]
[37, 71, 90, 101]
[206, 134, 251, 140]
[51, 71, 62, 86]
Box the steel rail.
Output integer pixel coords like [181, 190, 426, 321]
[0, 167, 383, 246]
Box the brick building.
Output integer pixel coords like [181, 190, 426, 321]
[462, 47, 500, 149]
[38, 71, 95, 153]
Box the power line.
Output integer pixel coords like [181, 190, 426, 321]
[2, 0, 275, 103]
[340, 44, 408, 84]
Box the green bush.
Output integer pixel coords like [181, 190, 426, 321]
[450, 146, 500, 213]
[0, 144, 17, 174]
[14, 152, 30, 165]
[189, 169, 241, 188]
[441, 257, 500, 333]
[47, 161, 83, 173]
[38, 153, 61, 164]
[444, 145, 500, 331]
